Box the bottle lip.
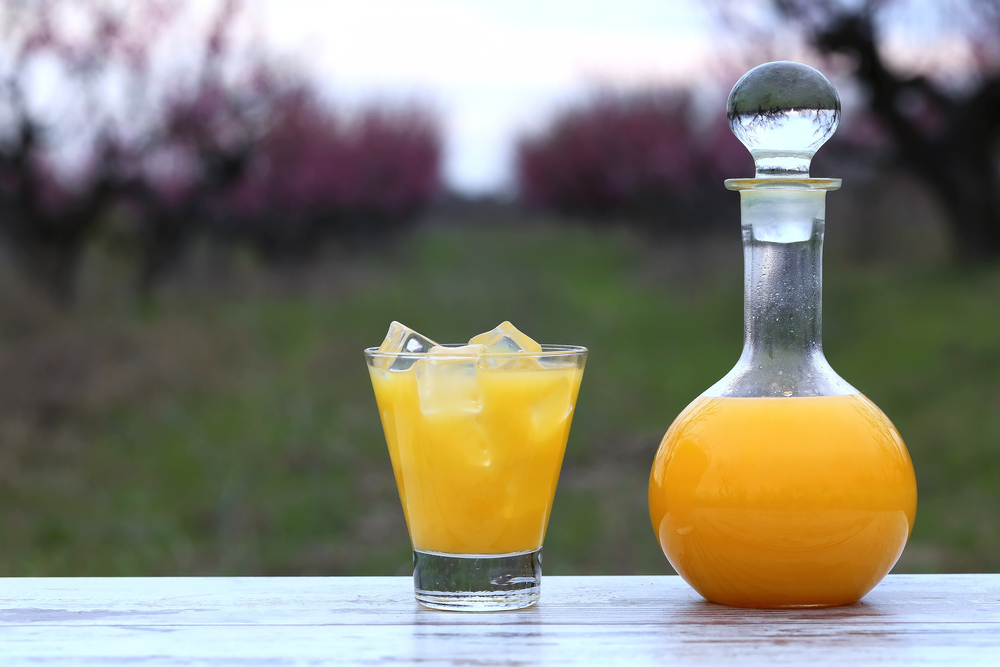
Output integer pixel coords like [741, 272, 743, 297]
[725, 177, 842, 191]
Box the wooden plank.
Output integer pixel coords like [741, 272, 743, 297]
[0, 575, 998, 665]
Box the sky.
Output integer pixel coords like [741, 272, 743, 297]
[253, 0, 721, 194]
[5, 0, 980, 195]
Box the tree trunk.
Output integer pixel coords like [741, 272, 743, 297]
[811, 10, 1000, 262]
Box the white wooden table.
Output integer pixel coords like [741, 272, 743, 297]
[1, 575, 998, 665]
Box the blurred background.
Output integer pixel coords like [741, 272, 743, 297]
[0, 0, 997, 576]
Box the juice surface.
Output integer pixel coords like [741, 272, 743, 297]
[370, 362, 583, 555]
[649, 393, 917, 608]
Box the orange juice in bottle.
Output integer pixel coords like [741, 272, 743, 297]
[649, 62, 917, 608]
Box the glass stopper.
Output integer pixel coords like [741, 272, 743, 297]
[727, 61, 840, 178]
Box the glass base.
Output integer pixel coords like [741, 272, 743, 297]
[412, 548, 542, 611]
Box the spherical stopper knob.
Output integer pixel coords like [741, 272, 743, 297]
[727, 61, 840, 178]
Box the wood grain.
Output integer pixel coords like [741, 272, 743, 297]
[1, 575, 998, 665]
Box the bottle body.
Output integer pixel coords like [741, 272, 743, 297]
[649, 393, 916, 607]
[649, 182, 917, 607]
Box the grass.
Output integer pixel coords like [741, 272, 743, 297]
[0, 219, 997, 575]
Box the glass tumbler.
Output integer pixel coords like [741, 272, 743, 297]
[366, 344, 587, 610]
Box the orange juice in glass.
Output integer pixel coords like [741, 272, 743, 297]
[365, 322, 586, 610]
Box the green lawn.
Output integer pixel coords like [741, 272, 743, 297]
[0, 221, 997, 575]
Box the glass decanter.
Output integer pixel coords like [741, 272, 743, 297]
[648, 61, 917, 608]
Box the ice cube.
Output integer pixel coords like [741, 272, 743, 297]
[469, 321, 542, 353]
[415, 346, 485, 415]
[484, 336, 522, 355]
[471, 321, 543, 370]
[377, 321, 438, 370]
[531, 376, 575, 438]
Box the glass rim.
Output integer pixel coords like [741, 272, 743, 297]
[364, 343, 588, 360]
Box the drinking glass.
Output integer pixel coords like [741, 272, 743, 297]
[365, 344, 587, 610]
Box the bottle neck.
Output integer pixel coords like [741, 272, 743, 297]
[742, 204, 823, 357]
[705, 187, 856, 398]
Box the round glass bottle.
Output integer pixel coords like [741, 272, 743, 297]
[648, 62, 917, 608]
